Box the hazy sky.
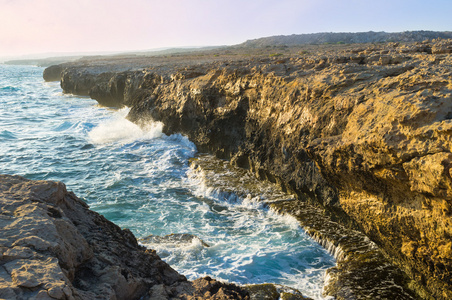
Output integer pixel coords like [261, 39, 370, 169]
[0, 0, 451, 58]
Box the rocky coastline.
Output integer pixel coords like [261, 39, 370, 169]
[0, 175, 254, 300]
[40, 39, 452, 299]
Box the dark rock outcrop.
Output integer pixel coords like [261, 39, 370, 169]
[44, 38, 452, 299]
[0, 175, 249, 300]
[140, 233, 210, 248]
[43, 65, 63, 82]
[244, 283, 313, 300]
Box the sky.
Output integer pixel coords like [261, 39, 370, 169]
[0, 0, 451, 58]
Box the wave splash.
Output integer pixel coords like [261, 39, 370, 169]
[88, 108, 163, 144]
[0, 64, 335, 300]
[179, 154, 335, 300]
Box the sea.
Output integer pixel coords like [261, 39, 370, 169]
[0, 64, 335, 299]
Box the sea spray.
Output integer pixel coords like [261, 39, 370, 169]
[0, 64, 336, 300]
[88, 107, 163, 144]
[186, 154, 335, 299]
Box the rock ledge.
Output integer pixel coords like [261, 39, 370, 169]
[0, 175, 249, 300]
[44, 39, 452, 299]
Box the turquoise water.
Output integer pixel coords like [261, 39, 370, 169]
[0, 64, 335, 299]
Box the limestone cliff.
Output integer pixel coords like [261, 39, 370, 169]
[45, 39, 452, 299]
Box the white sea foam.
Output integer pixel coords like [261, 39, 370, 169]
[1, 65, 335, 300]
[88, 108, 163, 144]
[267, 208, 303, 230]
[140, 236, 208, 265]
[181, 154, 336, 299]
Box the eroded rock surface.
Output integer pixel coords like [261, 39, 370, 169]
[190, 154, 417, 300]
[43, 65, 63, 82]
[0, 175, 248, 300]
[140, 233, 210, 248]
[244, 283, 313, 300]
[45, 39, 452, 299]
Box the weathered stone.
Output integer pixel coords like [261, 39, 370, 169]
[403, 152, 452, 198]
[0, 175, 248, 299]
[245, 284, 279, 300]
[190, 154, 416, 299]
[43, 65, 63, 82]
[432, 39, 452, 54]
[185, 277, 250, 300]
[244, 283, 313, 300]
[140, 233, 210, 248]
[44, 39, 452, 299]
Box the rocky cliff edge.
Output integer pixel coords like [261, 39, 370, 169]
[44, 39, 452, 299]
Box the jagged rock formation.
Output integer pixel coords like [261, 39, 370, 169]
[189, 154, 417, 299]
[245, 283, 313, 300]
[0, 175, 249, 300]
[44, 38, 452, 299]
[43, 65, 64, 82]
[140, 233, 210, 248]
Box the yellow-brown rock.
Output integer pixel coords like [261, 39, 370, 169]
[45, 39, 452, 299]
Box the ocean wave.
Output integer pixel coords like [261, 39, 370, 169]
[88, 108, 163, 144]
[0, 130, 17, 139]
[0, 64, 334, 300]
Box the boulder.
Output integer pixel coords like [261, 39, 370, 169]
[43, 65, 63, 82]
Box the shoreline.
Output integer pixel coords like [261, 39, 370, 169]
[42, 39, 452, 299]
[0, 174, 258, 299]
[190, 154, 416, 299]
[0, 64, 325, 299]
